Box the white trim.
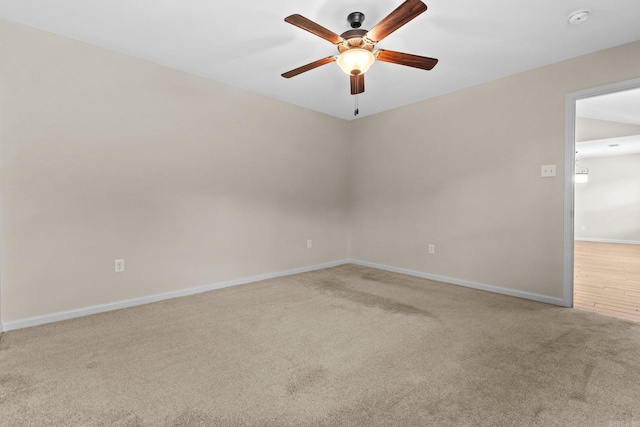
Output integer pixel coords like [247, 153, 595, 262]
[575, 237, 640, 245]
[564, 90, 576, 308]
[564, 77, 640, 309]
[349, 259, 564, 306]
[2, 260, 349, 332]
[3, 258, 567, 332]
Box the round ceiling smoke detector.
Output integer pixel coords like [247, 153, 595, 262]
[568, 9, 591, 25]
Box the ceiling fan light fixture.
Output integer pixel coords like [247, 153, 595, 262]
[282, 1, 437, 98]
[336, 48, 375, 76]
[575, 172, 589, 183]
[575, 154, 589, 183]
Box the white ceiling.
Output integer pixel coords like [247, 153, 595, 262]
[1, 0, 640, 120]
[576, 87, 640, 126]
[576, 135, 640, 159]
[576, 87, 640, 158]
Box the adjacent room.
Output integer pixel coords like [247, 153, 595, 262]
[573, 89, 640, 321]
[1, 0, 640, 425]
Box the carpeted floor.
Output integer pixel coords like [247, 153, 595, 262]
[1, 264, 639, 426]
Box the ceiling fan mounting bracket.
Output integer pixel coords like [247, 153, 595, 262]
[347, 12, 365, 28]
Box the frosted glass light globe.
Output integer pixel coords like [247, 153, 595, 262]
[336, 49, 375, 76]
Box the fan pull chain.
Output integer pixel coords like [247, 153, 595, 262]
[354, 94, 359, 116]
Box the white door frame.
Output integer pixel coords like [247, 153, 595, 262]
[563, 77, 640, 307]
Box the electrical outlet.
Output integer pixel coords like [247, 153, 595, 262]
[307, 240, 312, 249]
[115, 259, 124, 272]
[428, 244, 435, 254]
[581, 225, 586, 231]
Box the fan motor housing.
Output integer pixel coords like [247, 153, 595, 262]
[337, 29, 373, 53]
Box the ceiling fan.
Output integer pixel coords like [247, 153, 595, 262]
[282, 0, 438, 96]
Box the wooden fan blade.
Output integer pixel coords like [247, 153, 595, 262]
[375, 49, 438, 70]
[366, 0, 427, 43]
[285, 14, 344, 45]
[350, 74, 365, 95]
[281, 56, 337, 78]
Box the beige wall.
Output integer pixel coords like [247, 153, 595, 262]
[0, 20, 350, 323]
[349, 41, 640, 299]
[1, 17, 639, 326]
[574, 154, 640, 242]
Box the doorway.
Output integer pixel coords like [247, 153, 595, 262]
[564, 78, 640, 321]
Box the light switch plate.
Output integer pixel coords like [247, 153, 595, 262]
[541, 164, 556, 177]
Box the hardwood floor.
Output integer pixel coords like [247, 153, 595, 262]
[574, 240, 640, 322]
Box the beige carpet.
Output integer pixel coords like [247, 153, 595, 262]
[1, 264, 639, 426]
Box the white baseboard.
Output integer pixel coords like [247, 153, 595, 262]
[348, 259, 564, 306]
[2, 260, 350, 332]
[575, 237, 640, 245]
[2, 258, 565, 332]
